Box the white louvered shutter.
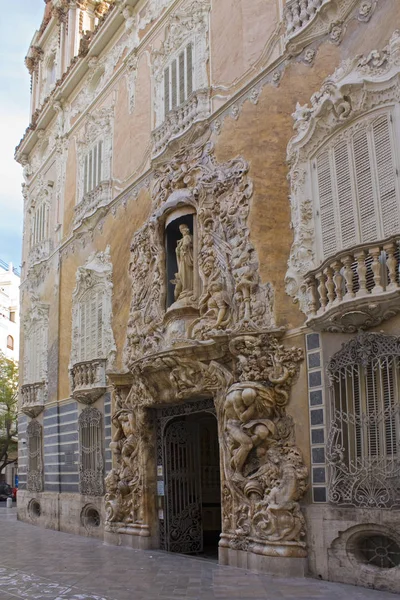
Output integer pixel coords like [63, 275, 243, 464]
[186, 43, 193, 97]
[353, 129, 377, 243]
[164, 67, 170, 117]
[317, 150, 337, 257]
[97, 292, 103, 357]
[373, 115, 399, 237]
[334, 141, 357, 249]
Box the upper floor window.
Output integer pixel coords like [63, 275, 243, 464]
[31, 200, 49, 248]
[285, 31, 400, 314]
[313, 111, 400, 261]
[327, 333, 400, 509]
[23, 300, 49, 385]
[7, 335, 14, 350]
[152, 2, 210, 130]
[70, 247, 116, 368]
[9, 311, 15, 323]
[163, 43, 193, 118]
[83, 139, 103, 196]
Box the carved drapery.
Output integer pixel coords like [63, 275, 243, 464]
[105, 132, 307, 555]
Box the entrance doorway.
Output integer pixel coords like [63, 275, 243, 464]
[161, 409, 221, 557]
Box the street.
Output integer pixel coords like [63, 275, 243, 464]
[0, 506, 398, 600]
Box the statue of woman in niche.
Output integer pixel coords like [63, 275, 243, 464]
[173, 223, 194, 301]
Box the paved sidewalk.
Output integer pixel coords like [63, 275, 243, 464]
[0, 506, 398, 600]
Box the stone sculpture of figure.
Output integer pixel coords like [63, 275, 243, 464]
[224, 383, 276, 477]
[174, 224, 194, 301]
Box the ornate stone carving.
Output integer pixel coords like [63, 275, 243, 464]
[219, 335, 307, 555]
[124, 131, 275, 368]
[70, 247, 116, 393]
[283, 0, 377, 56]
[286, 31, 400, 318]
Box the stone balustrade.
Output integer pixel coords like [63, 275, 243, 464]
[283, 0, 325, 38]
[74, 180, 112, 229]
[21, 382, 47, 418]
[305, 237, 400, 331]
[70, 358, 107, 404]
[151, 88, 211, 158]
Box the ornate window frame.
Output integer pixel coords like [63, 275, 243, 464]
[151, 0, 211, 156]
[286, 30, 400, 314]
[28, 180, 53, 268]
[74, 106, 114, 229]
[79, 406, 104, 496]
[23, 297, 49, 387]
[326, 332, 400, 508]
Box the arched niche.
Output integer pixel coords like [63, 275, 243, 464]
[164, 205, 199, 309]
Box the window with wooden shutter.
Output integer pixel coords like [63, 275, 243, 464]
[83, 139, 103, 198]
[25, 321, 47, 384]
[314, 110, 400, 261]
[77, 288, 105, 362]
[163, 43, 195, 118]
[327, 334, 400, 508]
[31, 201, 49, 248]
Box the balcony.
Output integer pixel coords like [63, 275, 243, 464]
[74, 180, 112, 230]
[70, 359, 107, 405]
[151, 88, 211, 158]
[283, 0, 326, 40]
[305, 237, 400, 332]
[21, 382, 47, 418]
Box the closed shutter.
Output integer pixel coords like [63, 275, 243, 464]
[317, 150, 337, 257]
[90, 295, 98, 359]
[353, 129, 377, 242]
[186, 43, 193, 97]
[365, 364, 379, 457]
[84, 155, 88, 195]
[179, 50, 185, 105]
[373, 115, 399, 237]
[164, 67, 170, 117]
[171, 58, 177, 109]
[334, 141, 357, 249]
[98, 140, 103, 183]
[97, 292, 103, 357]
[80, 300, 87, 361]
[381, 357, 397, 456]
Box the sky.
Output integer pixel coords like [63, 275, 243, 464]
[0, 1, 44, 269]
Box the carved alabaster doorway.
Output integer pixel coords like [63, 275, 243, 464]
[155, 400, 221, 556]
[106, 133, 308, 575]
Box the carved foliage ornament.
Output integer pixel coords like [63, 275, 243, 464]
[283, 0, 377, 56]
[124, 133, 275, 367]
[286, 30, 400, 314]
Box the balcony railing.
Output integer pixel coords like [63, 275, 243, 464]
[305, 237, 400, 331]
[21, 382, 47, 417]
[283, 0, 326, 39]
[74, 180, 112, 229]
[151, 88, 211, 158]
[70, 358, 107, 404]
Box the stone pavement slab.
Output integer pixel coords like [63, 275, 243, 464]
[0, 506, 399, 600]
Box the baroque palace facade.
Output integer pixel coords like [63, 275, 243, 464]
[16, 0, 400, 592]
